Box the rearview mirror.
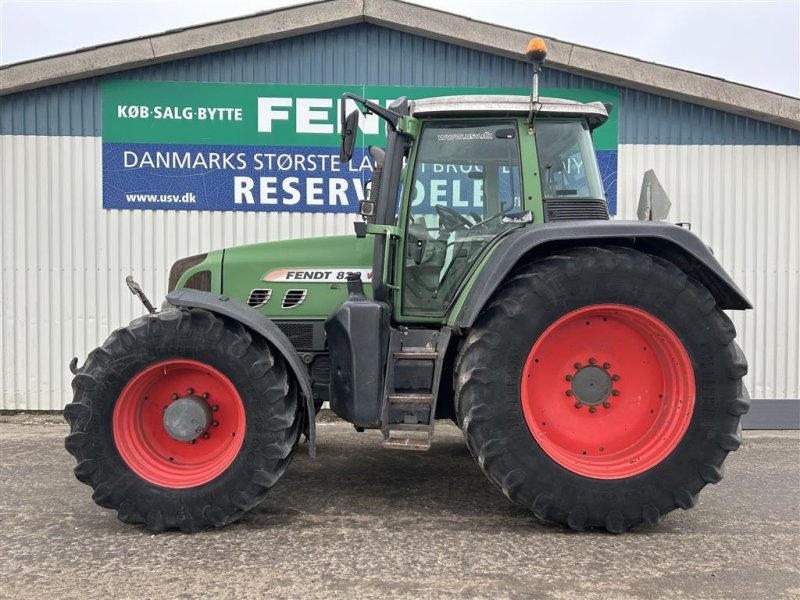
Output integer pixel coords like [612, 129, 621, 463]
[339, 109, 360, 163]
[637, 170, 672, 221]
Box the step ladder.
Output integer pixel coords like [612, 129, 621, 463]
[381, 327, 452, 451]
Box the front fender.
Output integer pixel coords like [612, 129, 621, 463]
[166, 288, 316, 457]
[452, 221, 752, 330]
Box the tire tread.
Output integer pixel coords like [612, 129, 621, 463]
[455, 246, 748, 533]
[64, 307, 302, 533]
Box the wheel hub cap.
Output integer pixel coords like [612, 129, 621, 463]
[571, 366, 611, 406]
[163, 395, 212, 441]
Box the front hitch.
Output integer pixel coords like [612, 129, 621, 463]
[125, 276, 157, 314]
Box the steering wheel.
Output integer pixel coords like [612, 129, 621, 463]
[436, 205, 471, 230]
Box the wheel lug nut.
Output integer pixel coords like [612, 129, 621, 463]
[211, 420, 219, 427]
[603, 401, 611, 409]
[574, 362, 582, 369]
[565, 390, 574, 397]
[588, 358, 596, 365]
[603, 362, 611, 369]
[565, 374, 573, 381]
[574, 401, 582, 409]
[189, 439, 196, 445]
[202, 432, 210, 439]
[211, 404, 219, 412]
[202, 392, 209, 399]
[187, 388, 194, 395]
[589, 406, 597, 413]
[612, 374, 620, 381]
[611, 389, 620, 396]
[171, 393, 179, 400]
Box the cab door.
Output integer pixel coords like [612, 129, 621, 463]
[395, 119, 526, 321]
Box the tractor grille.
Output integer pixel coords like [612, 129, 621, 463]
[168, 253, 207, 292]
[281, 289, 307, 309]
[544, 198, 610, 222]
[184, 270, 212, 291]
[276, 322, 315, 350]
[247, 288, 272, 308]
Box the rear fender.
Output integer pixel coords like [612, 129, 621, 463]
[166, 288, 316, 456]
[452, 221, 752, 331]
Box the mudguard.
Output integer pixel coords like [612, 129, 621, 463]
[166, 288, 316, 457]
[453, 220, 752, 330]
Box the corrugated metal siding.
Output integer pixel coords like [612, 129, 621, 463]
[3, 23, 798, 145]
[618, 143, 800, 399]
[0, 135, 355, 409]
[621, 90, 800, 145]
[3, 137, 797, 407]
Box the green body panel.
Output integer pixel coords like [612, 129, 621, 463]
[174, 225, 488, 326]
[444, 241, 503, 326]
[180, 249, 224, 293]
[219, 235, 375, 319]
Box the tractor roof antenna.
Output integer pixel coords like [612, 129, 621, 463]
[525, 37, 548, 133]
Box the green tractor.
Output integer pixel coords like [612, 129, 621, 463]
[65, 39, 750, 533]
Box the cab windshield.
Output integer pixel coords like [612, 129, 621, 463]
[402, 121, 523, 316]
[535, 121, 604, 200]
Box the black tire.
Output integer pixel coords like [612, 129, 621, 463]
[64, 308, 301, 533]
[455, 246, 749, 533]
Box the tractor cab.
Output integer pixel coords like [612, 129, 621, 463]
[339, 92, 611, 323]
[398, 95, 610, 317]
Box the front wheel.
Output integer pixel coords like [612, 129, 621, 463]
[455, 246, 749, 532]
[64, 308, 301, 533]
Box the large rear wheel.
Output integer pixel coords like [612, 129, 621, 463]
[64, 308, 300, 533]
[455, 246, 749, 532]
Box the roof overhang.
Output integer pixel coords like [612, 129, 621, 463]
[1, 0, 798, 130]
[410, 95, 610, 129]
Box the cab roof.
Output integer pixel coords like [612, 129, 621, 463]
[409, 95, 610, 128]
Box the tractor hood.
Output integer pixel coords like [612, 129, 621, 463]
[221, 234, 375, 320]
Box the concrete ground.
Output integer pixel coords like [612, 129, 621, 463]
[0, 414, 798, 600]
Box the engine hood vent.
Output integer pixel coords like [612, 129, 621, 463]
[247, 289, 272, 308]
[544, 198, 610, 222]
[282, 289, 307, 309]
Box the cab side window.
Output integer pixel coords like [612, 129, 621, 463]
[402, 122, 522, 316]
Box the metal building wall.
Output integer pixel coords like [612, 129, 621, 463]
[617, 144, 800, 400]
[0, 135, 354, 409]
[1, 22, 798, 409]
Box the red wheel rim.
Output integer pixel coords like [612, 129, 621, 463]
[521, 304, 695, 479]
[113, 359, 246, 489]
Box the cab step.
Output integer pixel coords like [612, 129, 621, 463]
[381, 430, 432, 451]
[381, 328, 452, 451]
[387, 393, 434, 405]
[393, 350, 439, 360]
